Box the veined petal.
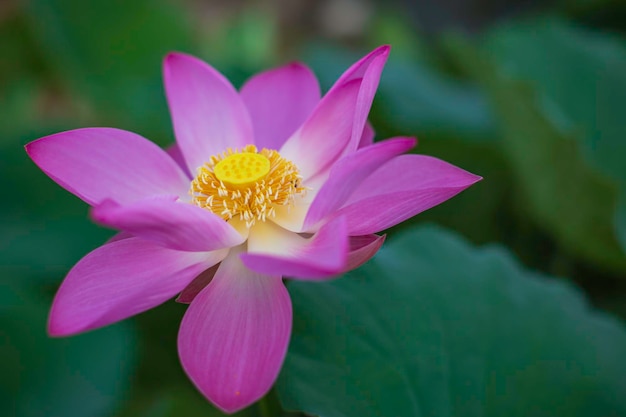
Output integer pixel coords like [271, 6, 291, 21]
[240, 63, 320, 150]
[25, 128, 189, 206]
[279, 80, 361, 180]
[48, 238, 226, 336]
[303, 137, 416, 231]
[164, 53, 253, 173]
[242, 216, 348, 279]
[92, 198, 245, 252]
[336, 155, 482, 235]
[178, 251, 291, 413]
[346, 234, 386, 271]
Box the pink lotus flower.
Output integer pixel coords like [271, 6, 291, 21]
[25, 46, 480, 413]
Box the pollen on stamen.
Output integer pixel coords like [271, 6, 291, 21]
[190, 144, 306, 227]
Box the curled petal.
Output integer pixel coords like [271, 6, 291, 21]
[329, 45, 389, 153]
[92, 198, 245, 252]
[176, 264, 219, 304]
[240, 63, 320, 150]
[336, 154, 482, 235]
[359, 122, 376, 148]
[48, 238, 225, 336]
[303, 137, 416, 231]
[346, 234, 386, 271]
[178, 252, 291, 413]
[242, 216, 348, 279]
[164, 52, 253, 173]
[25, 128, 189, 206]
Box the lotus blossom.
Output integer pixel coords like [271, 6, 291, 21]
[25, 46, 480, 413]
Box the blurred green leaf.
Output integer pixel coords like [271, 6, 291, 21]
[483, 18, 626, 188]
[481, 18, 626, 258]
[444, 23, 626, 273]
[485, 20, 626, 252]
[0, 287, 136, 417]
[24, 0, 194, 141]
[278, 225, 626, 416]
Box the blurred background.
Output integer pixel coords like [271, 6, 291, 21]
[1, 0, 625, 416]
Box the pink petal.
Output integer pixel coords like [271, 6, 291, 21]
[48, 237, 226, 336]
[176, 264, 219, 304]
[330, 45, 390, 94]
[359, 121, 376, 148]
[25, 128, 189, 206]
[303, 137, 416, 231]
[240, 63, 320, 150]
[329, 45, 389, 154]
[242, 216, 348, 279]
[279, 79, 361, 180]
[164, 53, 253, 173]
[279, 46, 390, 180]
[92, 198, 245, 252]
[346, 234, 386, 270]
[178, 251, 291, 413]
[335, 154, 482, 235]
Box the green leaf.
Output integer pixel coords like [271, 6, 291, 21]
[277, 226, 626, 416]
[443, 26, 626, 273]
[481, 18, 626, 259]
[0, 287, 137, 417]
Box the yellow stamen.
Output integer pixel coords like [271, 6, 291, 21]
[190, 145, 305, 227]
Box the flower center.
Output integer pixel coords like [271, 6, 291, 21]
[190, 145, 305, 227]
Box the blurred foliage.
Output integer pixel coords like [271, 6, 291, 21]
[1, 0, 626, 416]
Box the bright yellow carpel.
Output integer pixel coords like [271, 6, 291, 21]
[213, 152, 270, 187]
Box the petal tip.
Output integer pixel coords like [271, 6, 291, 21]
[468, 173, 484, 185]
[286, 61, 307, 70]
[24, 140, 35, 155]
[164, 51, 190, 64]
[47, 308, 77, 337]
[377, 44, 391, 55]
[163, 52, 208, 76]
